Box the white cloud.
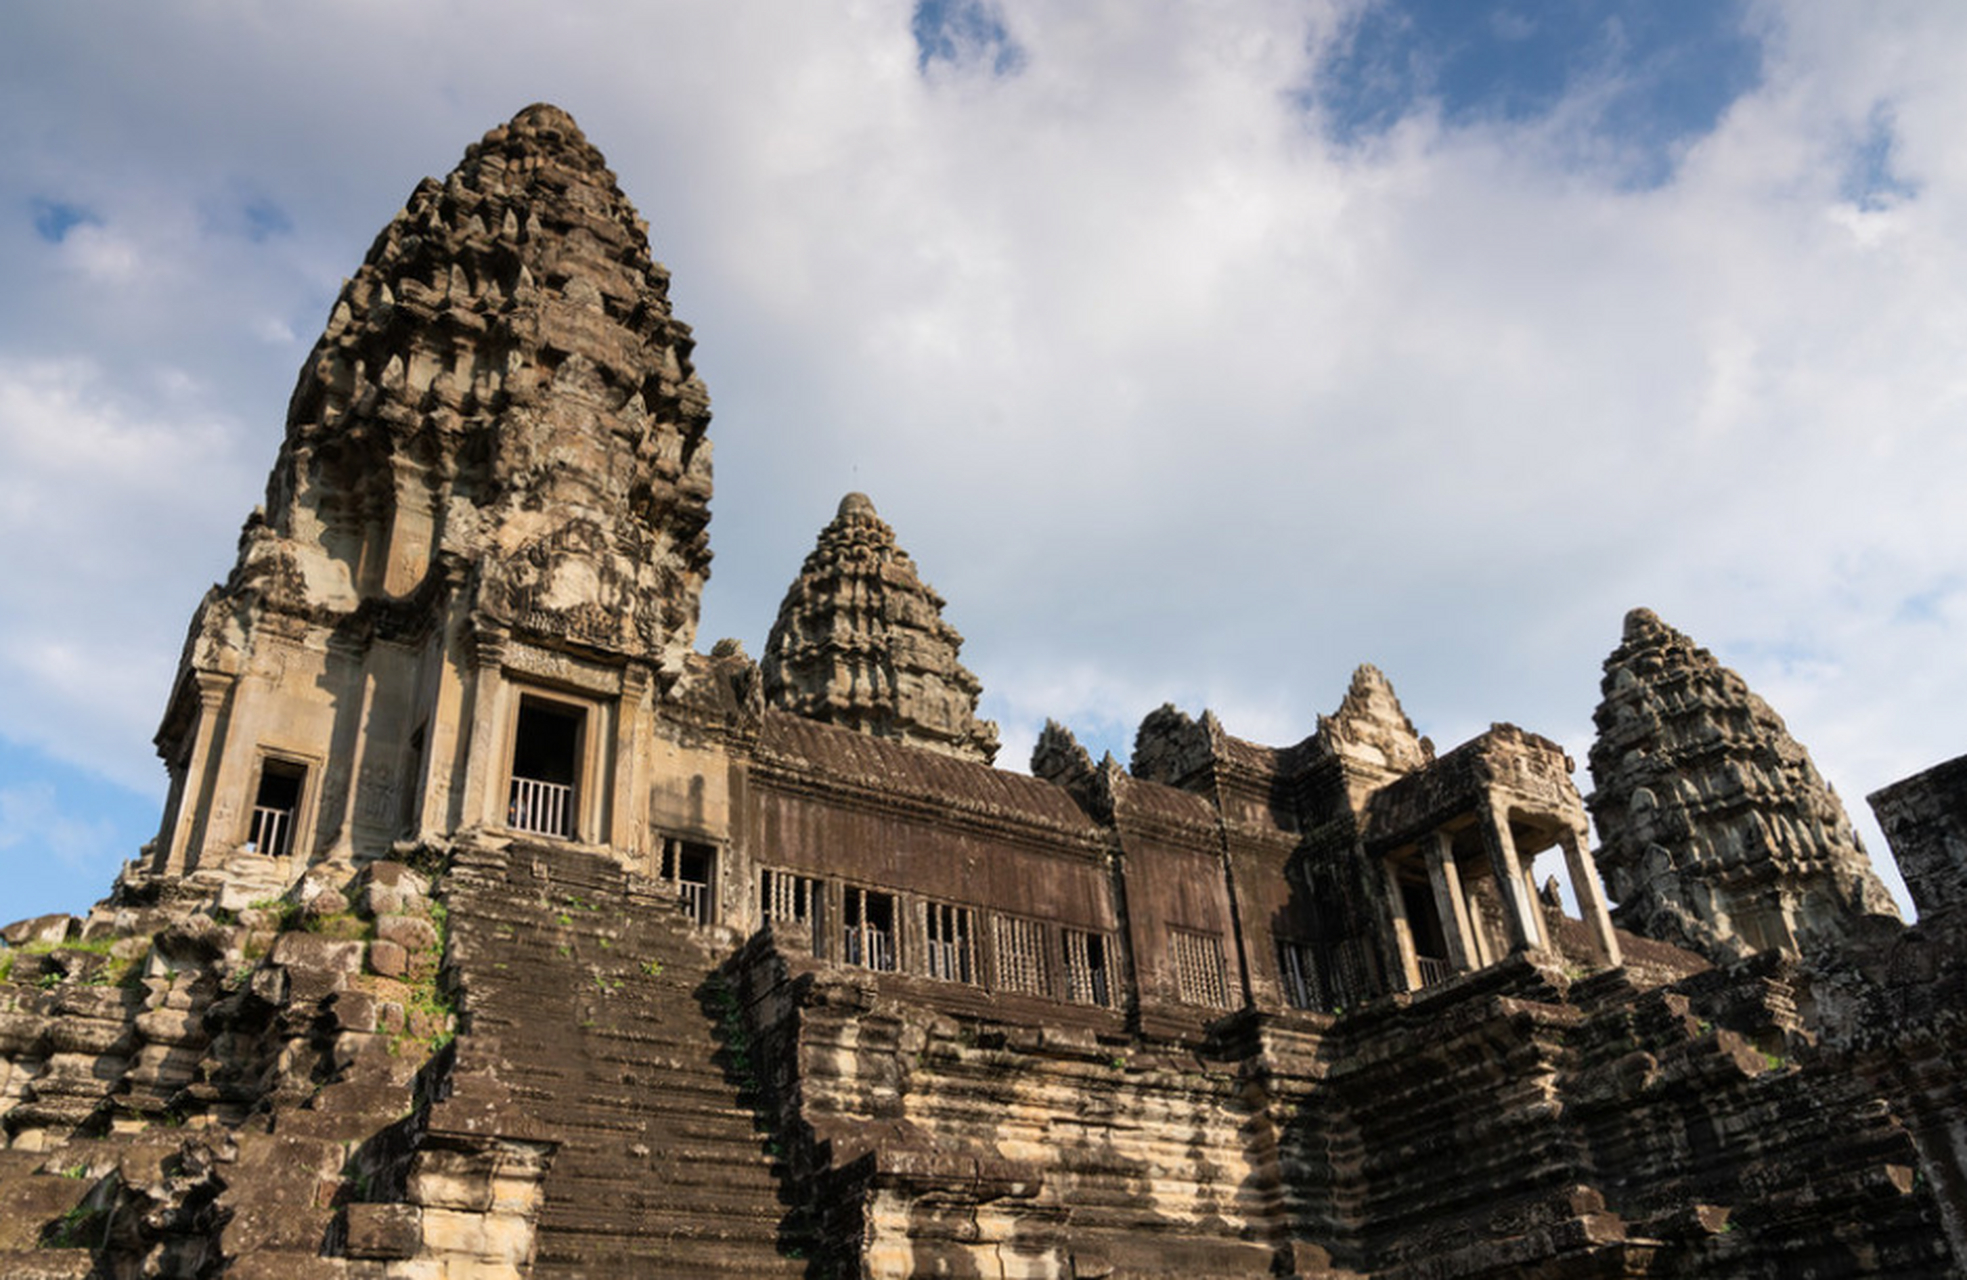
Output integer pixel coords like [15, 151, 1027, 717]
[0, 781, 121, 872]
[0, 357, 257, 792]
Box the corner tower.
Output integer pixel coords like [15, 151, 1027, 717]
[762, 493, 999, 764]
[1587, 608, 1900, 961]
[151, 104, 712, 885]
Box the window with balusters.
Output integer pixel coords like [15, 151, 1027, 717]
[993, 914, 1050, 996]
[923, 901, 976, 983]
[1172, 928, 1231, 1008]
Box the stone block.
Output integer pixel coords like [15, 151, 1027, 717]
[377, 1261, 443, 1280]
[332, 989, 381, 1033]
[270, 933, 366, 975]
[2, 915, 76, 948]
[0, 1249, 95, 1279]
[135, 1008, 202, 1046]
[0, 1173, 93, 1249]
[376, 915, 440, 953]
[223, 1254, 345, 1280]
[1869, 753, 1967, 917]
[417, 1206, 485, 1255]
[476, 1211, 534, 1263]
[47, 1016, 128, 1056]
[344, 1202, 423, 1260]
[361, 861, 431, 896]
[359, 885, 409, 918]
[369, 940, 409, 978]
[409, 1149, 499, 1211]
[301, 889, 351, 923]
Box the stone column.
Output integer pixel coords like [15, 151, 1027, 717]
[609, 666, 651, 853]
[329, 655, 381, 859]
[1425, 831, 1478, 972]
[1478, 800, 1538, 952]
[165, 672, 233, 875]
[1381, 858, 1421, 991]
[1466, 891, 1496, 967]
[1522, 866, 1551, 948]
[1559, 822, 1623, 967]
[459, 631, 509, 831]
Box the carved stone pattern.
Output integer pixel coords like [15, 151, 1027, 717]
[1587, 608, 1901, 962]
[251, 102, 713, 659]
[762, 492, 999, 764]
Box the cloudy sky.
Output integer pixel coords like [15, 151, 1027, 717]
[1, 1, 1959, 920]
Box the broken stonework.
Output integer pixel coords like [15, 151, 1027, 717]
[1, 105, 1965, 1279]
[762, 491, 1000, 763]
[1587, 607, 1901, 962]
[1869, 751, 1967, 917]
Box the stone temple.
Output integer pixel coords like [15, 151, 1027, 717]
[1, 104, 1965, 1279]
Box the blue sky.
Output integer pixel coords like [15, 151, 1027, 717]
[2, 1, 1963, 921]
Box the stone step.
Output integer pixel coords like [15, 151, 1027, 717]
[445, 843, 797, 1271]
[540, 1176, 794, 1220]
[532, 1236, 809, 1279]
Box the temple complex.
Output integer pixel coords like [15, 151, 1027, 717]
[0, 105, 1963, 1279]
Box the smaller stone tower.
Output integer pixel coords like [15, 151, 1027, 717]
[1587, 607, 1900, 961]
[762, 493, 999, 763]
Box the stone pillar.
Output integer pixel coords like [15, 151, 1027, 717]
[1479, 801, 1538, 952]
[164, 672, 233, 875]
[459, 631, 509, 831]
[1521, 866, 1551, 948]
[1468, 895, 1496, 966]
[609, 666, 651, 853]
[330, 656, 381, 859]
[1425, 831, 1478, 972]
[1559, 823, 1623, 967]
[1381, 858, 1421, 991]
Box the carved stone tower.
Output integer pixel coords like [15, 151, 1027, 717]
[1587, 607, 1900, 961]
[150, 104, 712, 885]
[762, 492, 999, 763]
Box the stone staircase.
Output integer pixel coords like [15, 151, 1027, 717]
[444, 839, 810, 1278]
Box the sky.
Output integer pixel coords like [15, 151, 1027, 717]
[0, 1, 1960, 922]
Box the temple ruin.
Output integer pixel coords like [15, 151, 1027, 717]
[1, 104, 1964, 1279]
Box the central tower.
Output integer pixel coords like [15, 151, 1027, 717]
[150, 104, 713, 884]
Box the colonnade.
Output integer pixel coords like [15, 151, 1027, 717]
[1385, 801, 1622, 991]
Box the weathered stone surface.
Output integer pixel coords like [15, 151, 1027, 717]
[1588, 607, 1900, 962]
[762, 491, 1000, 763]
[343, 1201, 423, 1259]
[1869, 751, 1967, 917]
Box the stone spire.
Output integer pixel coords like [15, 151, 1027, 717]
[151, 105, 715, 877]
[1587, 608, 1900, 962]
[762, 493, 999, 764]
[241, 101, 713, 658]
[1321, 664, 1432, 777]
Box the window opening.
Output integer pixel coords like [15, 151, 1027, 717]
[923, 902, 976, 983]
[761, 868, 825, 957]
[399, 724, 427, 838]
[1400, 878, 1451, 987]
[659, 837, 717, 926]
[1063, 929, 1111, 1007]
[248, 760, 306, 858]
[843, 886, 897, 972]
[1172, 929, 1231, 1008]
[993, 915, 1050, 997]
[1277, 938, 1323, 1011]
[508, 697, 581, 839]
